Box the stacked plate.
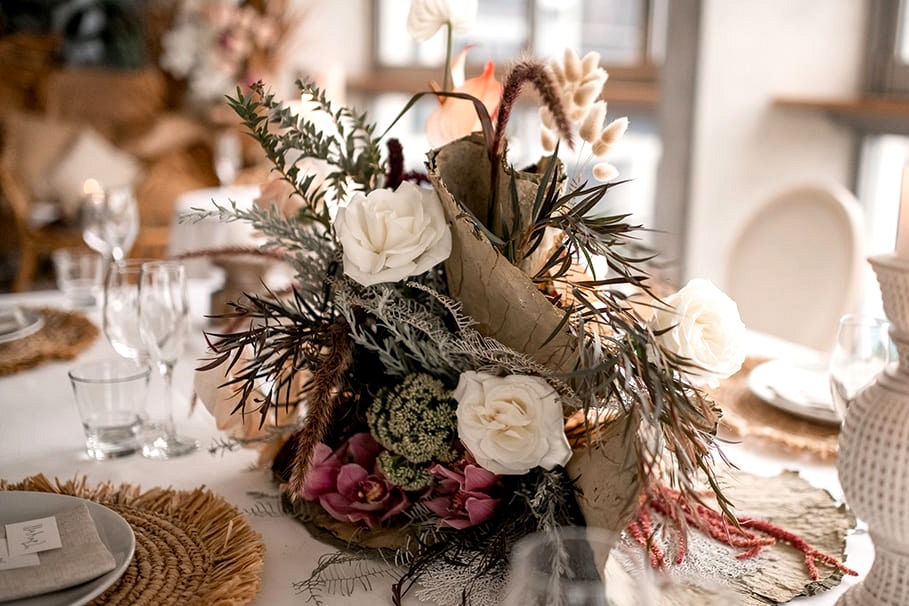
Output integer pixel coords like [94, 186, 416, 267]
[0, 307, 44, 345]
[747, 358, 841, 425]
[0, 492, 135, 605]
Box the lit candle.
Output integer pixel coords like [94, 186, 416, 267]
[82, 178, 103, 198]
[897, 166, 909, 259]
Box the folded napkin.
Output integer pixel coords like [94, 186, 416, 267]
[0, 503, 117, 602]
[768, 362, 833, 409]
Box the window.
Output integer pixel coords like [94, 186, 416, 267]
[854, 0, 909, 315]
[373, 0, 664, 75]
[364, 0, 666, 244]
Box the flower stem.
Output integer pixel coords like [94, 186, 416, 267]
[443, 21, 453, 92]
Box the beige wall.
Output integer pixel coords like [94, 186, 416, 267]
[278, 0, 371, 100]
[686, 0, 868, 287]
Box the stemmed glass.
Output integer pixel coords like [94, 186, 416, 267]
[102, 259, 150, 366]
[81, 183, 140, 262]
[137, 260, 198, 459]
[503, 526, 737, 606]
[829, 313, 892, 421]
[214, 128, 243, 186]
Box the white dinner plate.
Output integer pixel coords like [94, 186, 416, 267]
[0, 492, 135, 606]
[747, 358, 841, 425]
[0, 307, 44, 344]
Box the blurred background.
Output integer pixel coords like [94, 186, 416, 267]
[0, 0, 901, 327]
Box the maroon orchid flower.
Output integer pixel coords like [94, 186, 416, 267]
[301, 432, 411, 529]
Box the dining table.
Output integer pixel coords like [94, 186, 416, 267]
[0, 287, 873, 605]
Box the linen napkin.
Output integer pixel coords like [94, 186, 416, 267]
[0, 503, 117, 602]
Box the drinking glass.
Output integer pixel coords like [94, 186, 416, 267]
[138, 260, 198, 459]
[503, 526, 737, 606]
[52, 247, 104, 308]
[69, 358, 150, 460]
[829, 313, 892, 420]
[102, 259, 150, 365]
[81, 184, 139, 262]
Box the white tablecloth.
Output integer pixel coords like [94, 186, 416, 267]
[0, 290, 871, 605]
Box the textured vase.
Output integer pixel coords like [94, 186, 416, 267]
[836, 254, 909, 606]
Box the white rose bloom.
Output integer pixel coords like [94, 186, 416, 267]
[334, 181, 452, 286]
[407, 0, 478, 42]
[649, 278, 747, 388]
[454, 371, 572, 475]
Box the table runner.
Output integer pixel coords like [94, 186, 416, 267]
[0, 474, 265, 606]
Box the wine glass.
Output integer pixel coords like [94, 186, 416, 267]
[502, 526, 617, 606]
[81, 183, 139, 262]
[137, 260, 198, 459]
[829, 313, 892, 420]
[102, 259, 150, 365]
[214, 128, 243, 186]
[503, 526, 737, 606]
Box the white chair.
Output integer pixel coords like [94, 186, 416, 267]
[725, 183, 865, 353]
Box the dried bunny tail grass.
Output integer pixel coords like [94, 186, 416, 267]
[579, 100, 607, 144]
[572, 80, 603, 111]
[593, 162, 619, 182]
[562, 47, 583, 82]
[1, 474, 266, 605]
[590, 118, 629, 159]
[540, 126, 558, 153]
[600, 116, 629, 146]
[580, 51, 602, 77]
[592, 139, 611, 157]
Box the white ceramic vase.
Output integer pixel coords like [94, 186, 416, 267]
[836, 254, 909, 606]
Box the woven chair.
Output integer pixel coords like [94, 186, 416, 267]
[0, 155, 85, 292]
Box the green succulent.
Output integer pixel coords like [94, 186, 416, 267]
[376, 452, 434, 491]
[367, 373, 458, 464]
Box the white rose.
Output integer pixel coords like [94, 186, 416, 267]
[334, 181, 452, 286]
[454, 371, 572, 475]
[407, 0, 478, 42]
[649, 278, 746, 388]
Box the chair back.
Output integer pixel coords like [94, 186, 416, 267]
[725, 183, 864, 352]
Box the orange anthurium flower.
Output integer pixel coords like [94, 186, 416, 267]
[426, 55, 503, 149]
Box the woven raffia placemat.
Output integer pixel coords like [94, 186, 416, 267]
[0, 307, 99, 376]
[0, 475, 265, 606]
[707, 357, 840, 461]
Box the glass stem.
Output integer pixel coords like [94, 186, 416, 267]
[160, 362, 177, 438]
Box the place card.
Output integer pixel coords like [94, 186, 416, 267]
[5, 516, 63, 558]
[0, 538, 40, 571]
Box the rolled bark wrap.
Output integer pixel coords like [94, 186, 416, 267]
[427, 134, 641, 534]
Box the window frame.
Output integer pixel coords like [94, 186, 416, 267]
[358, 0, 661, 96]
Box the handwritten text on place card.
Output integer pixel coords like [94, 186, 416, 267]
[0, 538, 40, 570]
[5, 516, 62, 558]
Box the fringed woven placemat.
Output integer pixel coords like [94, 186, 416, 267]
[0, 475, 265, 606]
[0, 307, 98, 376]
[707, 357, 840, 461]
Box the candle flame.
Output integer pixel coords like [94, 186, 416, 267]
[82, 178, 103, 196]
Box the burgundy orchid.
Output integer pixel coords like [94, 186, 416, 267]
[425, 459, 501, 529]
[301, 432, 411, 529]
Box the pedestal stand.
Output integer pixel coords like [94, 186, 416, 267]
[836, 254, 909, 606]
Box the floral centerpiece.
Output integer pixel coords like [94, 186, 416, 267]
[188, 2, 852, 604]
[160, 0, 290, 108]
